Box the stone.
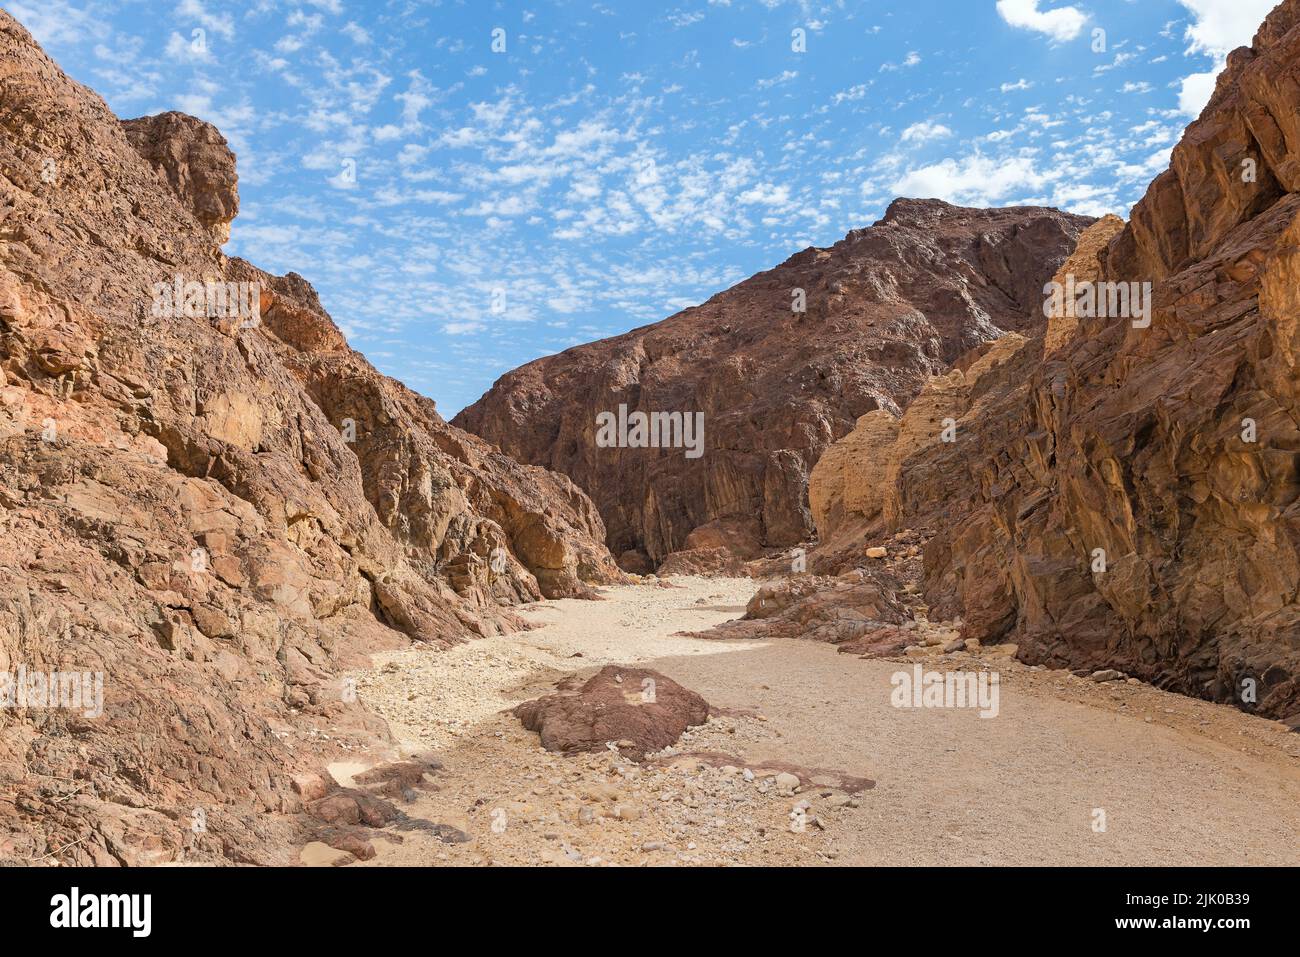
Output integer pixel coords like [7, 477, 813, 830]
[691, 569, 908, 644]
[613, 803, 641, 822]
[774, 772, 801, 796]
[865, 0, 1300, 720]
[1090, 670, 1125, 683]
[291, 773, 329, 803]
[513, 666, 710, 761]
[1043, 215, 1128, 355]
[121, 111, 240, 245]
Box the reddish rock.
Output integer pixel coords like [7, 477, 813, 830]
[316, 827, 378, 862]
[836, 625, 913, 657]
[513, 666, 710, 761]
[455, 202, 1091, 568]
[0, 9, 619, 865]
[308, 791, 401, 829]
[656, 546, 749, 578]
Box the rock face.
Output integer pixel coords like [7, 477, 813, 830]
[1043, 215, 1127, 355]
[513, 666, 710, 761]
[809, 332, 1037, 554]
[810, 0, 1300, 721]
[0, 10, 619, 864]
[454, 201, 1092, 570]
[121, 111, 239, 245]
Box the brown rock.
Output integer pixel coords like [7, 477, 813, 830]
[809, 332, 1035, 548]
[695, 568, 910, 644]
[837, 0, 1300, 720]
[657, 546, 749, 578]
[512, 666, 710, 760]
[0, 9, 619, 865]
[121, 111, 239, 245]
[455, 201, 1091, 567]
[1043, 214, 1127, 355]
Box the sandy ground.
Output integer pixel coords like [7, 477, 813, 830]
[333, 577, 1300, 867]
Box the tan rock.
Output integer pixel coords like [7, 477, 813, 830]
[1042, 214, 1127, 355]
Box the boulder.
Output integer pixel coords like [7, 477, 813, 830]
[513, 666, 710, 761]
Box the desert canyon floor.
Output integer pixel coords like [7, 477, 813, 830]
[308, 577, 1300, 868]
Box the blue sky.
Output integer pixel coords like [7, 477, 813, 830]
[11, 0, 1279, 416]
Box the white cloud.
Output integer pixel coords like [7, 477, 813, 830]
[443, 321, 485, 336]
[1177, 71, 1219, 116]
[1178, 0, 1276, 58]
[1175, 0, 1277, 115]
[176, 0, 235, 41]
[7, 0, 93, 46]
[995, 0, 1087, 43]
[879, 51, 921, 72]
[342, 22, 371, 45]
[737, 183, 792, 206]
[890, 153, 1046, 206]
[757, 70, 798, 89]
[900, 120, 954, 144]
[165, 30, 213, 63]
[832, 83, 869, 105]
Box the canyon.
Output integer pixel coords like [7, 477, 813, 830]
[454, 200, 1091, 571]
[1, 0, 1299, 869]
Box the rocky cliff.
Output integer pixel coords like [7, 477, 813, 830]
[808, 0, 1300, 722]
[454, 201, 1092, 571]
[0, 10, 619, 864]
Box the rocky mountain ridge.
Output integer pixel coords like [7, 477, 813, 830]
[454, 201, 1092, 571]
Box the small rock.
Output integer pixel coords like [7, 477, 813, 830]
[1090, 669, 1125, 683]
[774, 772, 801, 796]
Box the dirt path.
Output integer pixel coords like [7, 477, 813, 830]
[337, 577, 1300, 867]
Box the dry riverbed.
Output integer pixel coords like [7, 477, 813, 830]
[320, 577, 1300, 867]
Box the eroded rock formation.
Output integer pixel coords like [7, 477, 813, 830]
[454, 201, 1091, 570]
[0, 11, 618, 864]
[122, 111, 240, 246]
[807, 0, 1300, 721]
